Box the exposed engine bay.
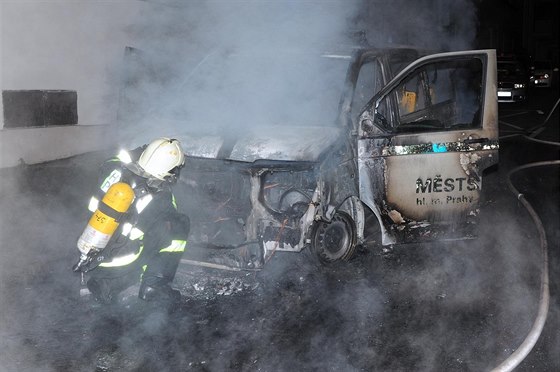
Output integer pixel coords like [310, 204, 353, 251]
[177, 157, 320, 270]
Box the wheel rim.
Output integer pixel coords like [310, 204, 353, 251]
[312, 212, 355, 262]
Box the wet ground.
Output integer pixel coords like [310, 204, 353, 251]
[0, 87, 558, 371]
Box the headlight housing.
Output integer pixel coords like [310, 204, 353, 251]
[514, 83, 525, 89]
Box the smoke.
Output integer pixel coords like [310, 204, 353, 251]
[356, 0, 478, 52]
[0, 159, 553, 371]
[116, 0, 362, 147]
[113, 0, 480, 149]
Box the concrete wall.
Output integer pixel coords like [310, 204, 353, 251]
[0, 125, 111, 168]
[0, 0, 146, 168]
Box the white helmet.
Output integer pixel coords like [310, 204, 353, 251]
[138, 138, 185, 180]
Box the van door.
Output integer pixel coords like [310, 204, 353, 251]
[357, 50, 499, 245]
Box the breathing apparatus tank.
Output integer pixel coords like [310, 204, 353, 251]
[74, 182, 135, 271]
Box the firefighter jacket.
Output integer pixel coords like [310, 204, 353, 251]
[86, 148, 189, 271]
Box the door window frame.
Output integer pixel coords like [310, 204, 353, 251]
[360, 51, 489, 137]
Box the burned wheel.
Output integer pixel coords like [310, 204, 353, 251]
[311, 211, 357, 264]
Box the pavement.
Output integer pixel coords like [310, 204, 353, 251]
[0, 87, 558, 371]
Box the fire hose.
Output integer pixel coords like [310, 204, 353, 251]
[491, 160, 559, 371]
[491, 95, 559, 370]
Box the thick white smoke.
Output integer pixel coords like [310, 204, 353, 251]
[115, 0, 362, 147]
[115, 0, 480, 149]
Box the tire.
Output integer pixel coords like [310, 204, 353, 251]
[310, 211, 357, 264]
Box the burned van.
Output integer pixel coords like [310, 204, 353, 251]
[169, 48, 499, 270]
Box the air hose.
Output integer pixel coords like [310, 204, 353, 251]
[491, 160, 560, 371]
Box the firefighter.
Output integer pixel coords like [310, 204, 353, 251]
[74, 137, 190, 305]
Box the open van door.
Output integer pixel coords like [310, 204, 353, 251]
[357, 50, 499, 245]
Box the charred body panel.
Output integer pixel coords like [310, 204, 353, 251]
[383, 144, 497, 244]
[356, 50, 499, 245]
